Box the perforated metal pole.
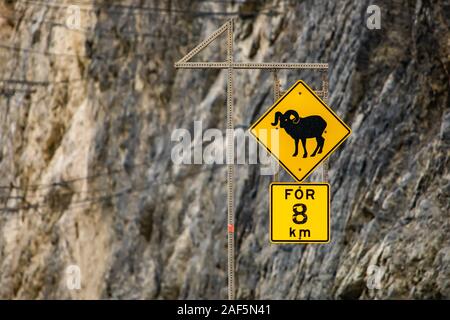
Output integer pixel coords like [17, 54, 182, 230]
[321, 70, 329, 182]
[226, 20, 235, 301]
[272, 70, 281, 182]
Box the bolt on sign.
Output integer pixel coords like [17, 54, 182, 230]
[250, 80, 351, 182]
[270, 183, 329, 243]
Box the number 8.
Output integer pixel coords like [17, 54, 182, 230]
[292, 203, 307, 224]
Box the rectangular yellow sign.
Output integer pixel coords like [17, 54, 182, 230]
[270, 183, 330, 243]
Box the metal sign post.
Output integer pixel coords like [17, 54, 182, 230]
[175, 19, 328, 300]
[226, 20, 235, 301]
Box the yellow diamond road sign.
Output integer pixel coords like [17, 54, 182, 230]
[270, 183, 329, 243]
[250, 80, 351, 181]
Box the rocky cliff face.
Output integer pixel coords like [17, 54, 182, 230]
[0, 0, 448, 299]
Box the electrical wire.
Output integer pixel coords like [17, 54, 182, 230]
[0, 164, 226, 213]
[0, 2, 272, 207]
[17, 0, 281, 17]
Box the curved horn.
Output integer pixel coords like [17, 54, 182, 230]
[284, 110, 300, 123]
[271, 111, 283, 126]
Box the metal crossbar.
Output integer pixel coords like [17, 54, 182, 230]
[175, 62, 328, 69]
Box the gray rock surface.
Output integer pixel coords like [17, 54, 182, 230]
[0, 0, 448, 299]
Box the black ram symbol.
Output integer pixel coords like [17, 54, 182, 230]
[272, 110, 327, 158]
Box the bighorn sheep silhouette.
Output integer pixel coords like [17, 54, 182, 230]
[272, 110, 327, 158]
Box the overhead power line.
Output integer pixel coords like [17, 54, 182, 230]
[0, 165, 225, 213]
[0, 12, 177, 40]
[18, 0, 281, 17]
[41, 0, 278, 4]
